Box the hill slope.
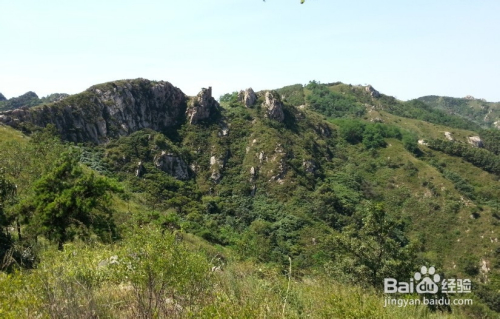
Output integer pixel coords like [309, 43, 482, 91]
[418, 95, 500, 129]
[1, 79, 500, 317]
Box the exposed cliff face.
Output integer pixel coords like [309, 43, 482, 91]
[154, 151, 190, 180]
[263, 91, 285, 122]
[238, 88, 257, 108]
[186, 87, 220, 124]
[365, 85, 380, 98]
[0, 79, 188, 143]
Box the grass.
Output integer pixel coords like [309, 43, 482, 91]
[0, 124, 27, 143]
[0, 225, 475, 319]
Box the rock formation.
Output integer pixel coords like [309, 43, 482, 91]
[153, 151, 189, 180]
[0, 79, 187, 143]
[0, 93, 6, 101]
[135, 161, 146, 177]
[238, 88, 257, 107]
[186, 87, 220, 124]
[365, 85, 380, 98]
[263, 91, 285, 122]
[467, 136, 484, 148]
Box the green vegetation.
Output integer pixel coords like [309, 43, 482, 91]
[277, 84, 305, 107]
[383, 99, 481, 131]
[427, 139, 500, 175]
[0, 92, 69, 111]
[19, 150, 121, 250]
[480, 128, 500, 155]
[418, 95, 500, 128]
[306, 81, 366, 118]
[1, 78, 500, 317]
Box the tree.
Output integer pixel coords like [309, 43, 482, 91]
[363, 124, 386, 149]
[323, 202, 417, 287]
[402, 131, 419, 154]
[338, 119, 365, 144]
[0, 170, 16, 264]
[20, 150, 121, 250]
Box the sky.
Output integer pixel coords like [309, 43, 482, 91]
[1, 0, 499, 102]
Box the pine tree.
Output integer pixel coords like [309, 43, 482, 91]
[20, 150, 120, 250]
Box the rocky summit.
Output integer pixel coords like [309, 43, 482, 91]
[0, 79, 225, 143]
[0, 79, 189, 143]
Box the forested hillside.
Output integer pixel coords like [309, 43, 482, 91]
[418, 95, 500, 129]
[1, 79, 500, 318]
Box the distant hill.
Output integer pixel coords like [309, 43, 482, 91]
[418, 95, 500, 129]
[0, 91, 68, 111]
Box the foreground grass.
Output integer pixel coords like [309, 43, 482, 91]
[0, 226, 478, 319]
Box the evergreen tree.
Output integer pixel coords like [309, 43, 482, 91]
[324, 203, 417, 287]
[20, 150, 120, 250]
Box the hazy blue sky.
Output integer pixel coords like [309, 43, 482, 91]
[1, 0, 499, 101]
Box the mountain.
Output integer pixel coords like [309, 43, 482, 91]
[1, 78, 500, 317]
[0, 91, 69, 111]
[0, 79, 220, 143]
[418, 95, 500, 129]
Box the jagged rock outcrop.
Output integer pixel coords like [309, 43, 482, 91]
[365, 85, 380, 98]
[418, 139, 428, 146]
[154, 151, 189, 180]
[444, 132, 453, 141]
[209, 151, 228, 183]
[238, 88, 257, 107]
[494, 121, 500, 129]
[0, 79, 187, 143]
[263, 91, 285, 122]
[0, 93, 6, 101]
[186, 87, 220, 124]
[135, 161, 146, 177]
[467, 136, 484, 148]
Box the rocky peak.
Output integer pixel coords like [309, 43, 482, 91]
[263, 91, 285, 122]
[238, 88, 257, 107]
[186, 87, 220, 124]
[365, 85, 380, 98]
[0, 78, 187, 143]
[0, 93, 6, 101]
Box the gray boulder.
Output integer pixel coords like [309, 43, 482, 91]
[365, 85, 380, 98]
[467, 136, 484, 148]
[186, 87, 220, 124]
[154, 151, 189, 180]
[238, 88, 257, 107]
[263, 91, 285, 122]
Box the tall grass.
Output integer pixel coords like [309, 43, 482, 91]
[0, 225, 474, 318]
